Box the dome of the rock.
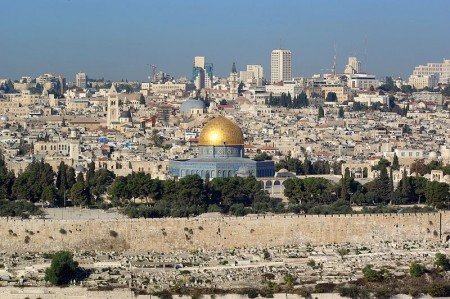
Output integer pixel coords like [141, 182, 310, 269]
[198, 116, 244, 146]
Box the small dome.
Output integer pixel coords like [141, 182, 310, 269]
[180, 98, 206, 114]
[120, 110, 132, 118]
[75, 165, 85, 172]
[199, 116, 244, 146]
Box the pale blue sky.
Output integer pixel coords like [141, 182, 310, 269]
[1, 0, 449, 82]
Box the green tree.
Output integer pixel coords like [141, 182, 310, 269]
[41, 185, 58, 204]
[45, 251, 79, 285]
[12, 159, 55, 202]
[392, 153, 400, 170]
[410, 159, 428, 176]
[70, 181, 91, 207]
[90, 168, 116, 200]
[338, 107, 344, 118]
[318, 106, 324, 119]
[139, 93, 146, 105]
[76, 171, 85, 184]
[369, 165, 391, 203]
[425, 181, 449, 208]
[85, 161, 95, 187]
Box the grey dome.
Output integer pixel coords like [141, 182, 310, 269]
[119, 110, 132, 118]
[75, 165, 85, 172]
[180, 98, 205, 114]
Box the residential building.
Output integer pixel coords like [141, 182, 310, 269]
[347, 73, 381, 90]
[412, 91, 444, 106]
[76, 72, 88, 89]
[271, 49, 292, 83]
[408, 74, 438, 90]
[344, 56, 361, 74]
[411, 59, 450, 84]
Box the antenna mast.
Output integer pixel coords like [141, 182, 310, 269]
[332, 43, 337, 76]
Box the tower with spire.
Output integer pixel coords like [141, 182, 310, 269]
[229, 62, 239, 99]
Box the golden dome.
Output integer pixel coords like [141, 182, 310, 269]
[198, 116, 244, 146]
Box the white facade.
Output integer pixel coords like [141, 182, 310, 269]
[76, 72, 87, 89]
[353, 94, 388, 105]
[408, 74, 438, 89]
[394, 148, 423, 160]
[265, 83, 303, 96]
[271, 49, 292, 83]
[347, 73, 381, 90]
[411, 59, 450, 84]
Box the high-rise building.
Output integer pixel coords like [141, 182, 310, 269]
[76, 72, 87, 89]
[271, 49, 292, 83]
[344, 56, 361, 74]
[411, 59, 450, 84]
[192, 56, 213, 89]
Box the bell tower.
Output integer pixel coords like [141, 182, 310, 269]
[107, 84, 119, 128]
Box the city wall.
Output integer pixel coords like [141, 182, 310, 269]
[0, 212, 449, 253]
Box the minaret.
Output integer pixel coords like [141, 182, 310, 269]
[107, 84, 119, 128]
[229, 62, 239, 99]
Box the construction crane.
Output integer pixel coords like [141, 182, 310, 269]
[148, 64, 157, 82]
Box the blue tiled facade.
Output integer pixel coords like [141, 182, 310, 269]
[169, 144, 275, 179]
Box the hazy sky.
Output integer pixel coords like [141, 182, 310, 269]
[1, 0, 449, 82]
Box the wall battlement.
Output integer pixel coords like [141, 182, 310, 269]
[1, 212, 449, 253]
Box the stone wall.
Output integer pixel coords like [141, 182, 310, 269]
[1, 212, 449, 253]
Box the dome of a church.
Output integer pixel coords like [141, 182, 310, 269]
[119, 110, 132, 118]
[180, 98, 206, 114]
[198, 116, 244, 146]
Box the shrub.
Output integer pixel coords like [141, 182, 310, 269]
[307, 259, 316, 267]
[362, 264, 385, 282]
[315, 282, 336, 293]
[435, 253, 450, 271]
[427, 282, 450, 297]
[339, 286, 360, 299]
[109, 230, 118, 238]
[59, 228, 67, 234]
[247, 288, 259, 299]
[409, 261, 426, 277]
[155, 290, 173, 299]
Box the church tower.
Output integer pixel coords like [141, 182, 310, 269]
[107, 84, 119, 128]
[229, 62, 239, 99]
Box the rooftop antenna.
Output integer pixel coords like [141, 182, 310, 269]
[363, 37, 367, 73]
[332, 43, 337, 76]
[279, 39, 282, 50]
